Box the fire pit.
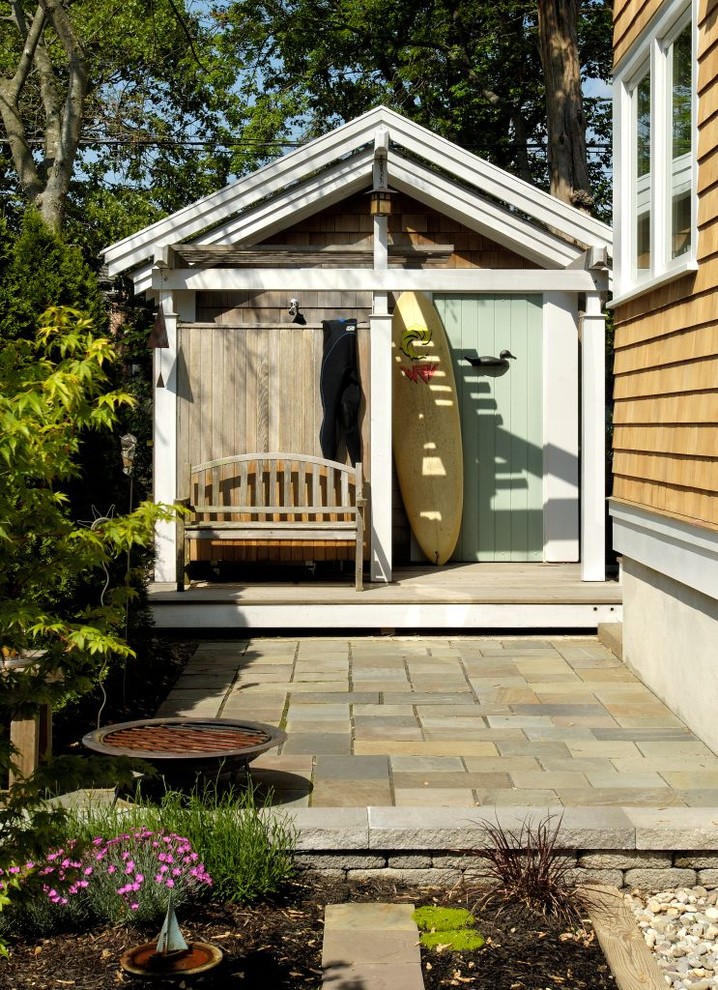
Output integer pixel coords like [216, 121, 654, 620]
[82, 717, 286, 787]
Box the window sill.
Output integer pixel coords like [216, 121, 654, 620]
[607, 258, 698, 308]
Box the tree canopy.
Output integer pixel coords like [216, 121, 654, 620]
[219, 0, 613, 215]
[0, 301, 171, 870]
[0, 0, 265, 233]
[0, 0, 613, 238]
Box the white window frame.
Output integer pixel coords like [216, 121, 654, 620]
[612, 0, 698, 306]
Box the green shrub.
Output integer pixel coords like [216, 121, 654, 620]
[1, 782, 296, 939]
[153, 783, 297, 904]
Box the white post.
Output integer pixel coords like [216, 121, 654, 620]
[543, 292, 579, 561]
[369, 310, 393, 582]
[580, 291, 606, 581]
[369, 126, 393, 582]
[153, 287, 178, 583]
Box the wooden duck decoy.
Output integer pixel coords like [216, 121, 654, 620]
[463, 349, 516, 368]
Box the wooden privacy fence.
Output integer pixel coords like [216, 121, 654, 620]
[176, 453, 366, 591]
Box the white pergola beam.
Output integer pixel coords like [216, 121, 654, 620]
[152, 267, 602, 293]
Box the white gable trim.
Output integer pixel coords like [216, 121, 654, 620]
[194, 153, 372, 247]
[127, 147, 589, 294]
[376, 108, 612, 249]
[104, 106, 612, 278]
[199, 148, 583, 267]
[389, 156, 580, 269]
[127, 151, 374, 293]
[104, 127, 376, 275]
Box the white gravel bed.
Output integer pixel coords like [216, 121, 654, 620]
[629, 887, 718, 990]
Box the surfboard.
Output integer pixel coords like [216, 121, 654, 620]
[391, 291, 463, 565]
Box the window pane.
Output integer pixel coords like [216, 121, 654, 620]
[635, 72, 652, 272]
[671, 24, 692, 259]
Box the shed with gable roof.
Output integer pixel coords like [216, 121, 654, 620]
[104, 105, 615, 626]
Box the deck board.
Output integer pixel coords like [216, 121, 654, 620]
[149, 563, 622, 630]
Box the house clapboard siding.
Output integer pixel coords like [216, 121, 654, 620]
[612, 0, 718, 531]
[614, 0, 656, 64]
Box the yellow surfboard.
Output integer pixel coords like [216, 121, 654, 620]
[392, 291, 463, 565]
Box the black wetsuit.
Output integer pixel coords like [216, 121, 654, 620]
[319, 318, 362, 466]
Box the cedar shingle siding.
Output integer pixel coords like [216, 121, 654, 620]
[611, 0, 718, 529]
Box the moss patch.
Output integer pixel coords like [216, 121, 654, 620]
[412, 906, 485, 952]
[419, 928, 486, 950]
[413, 906, 475, 931]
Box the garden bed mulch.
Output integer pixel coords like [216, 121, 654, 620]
[0, 875, 616, 990]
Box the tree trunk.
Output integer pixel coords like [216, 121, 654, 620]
[537, 0, 594, 210]
[0, 0, 89, 231]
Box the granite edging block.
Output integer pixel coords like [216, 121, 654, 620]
[626, 807, 718, 850]
[365, 806, 636, 851]
[269, 808, 369, 850]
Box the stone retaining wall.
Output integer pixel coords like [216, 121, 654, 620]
[280, 806, 718, 891]
[294, 850, 718, 891]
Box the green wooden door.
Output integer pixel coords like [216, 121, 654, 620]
[434, 295, 543, 562]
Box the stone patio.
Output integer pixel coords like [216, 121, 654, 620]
[155, 635, 718, 810]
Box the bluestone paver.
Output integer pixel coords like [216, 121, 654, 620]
[154, 634, 718, 811]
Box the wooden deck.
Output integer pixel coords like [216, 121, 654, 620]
[149, 563, 622, 631]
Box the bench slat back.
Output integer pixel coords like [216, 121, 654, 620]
[186, 453, 360, 524]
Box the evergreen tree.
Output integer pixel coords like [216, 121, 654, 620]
[0, 211, 105, 342]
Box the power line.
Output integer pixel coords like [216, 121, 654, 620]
[1, 137, 611, 150]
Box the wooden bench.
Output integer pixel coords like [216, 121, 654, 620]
[176, 453, 366, 591]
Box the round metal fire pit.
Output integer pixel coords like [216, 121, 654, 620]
[82, 717, 286, 783]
